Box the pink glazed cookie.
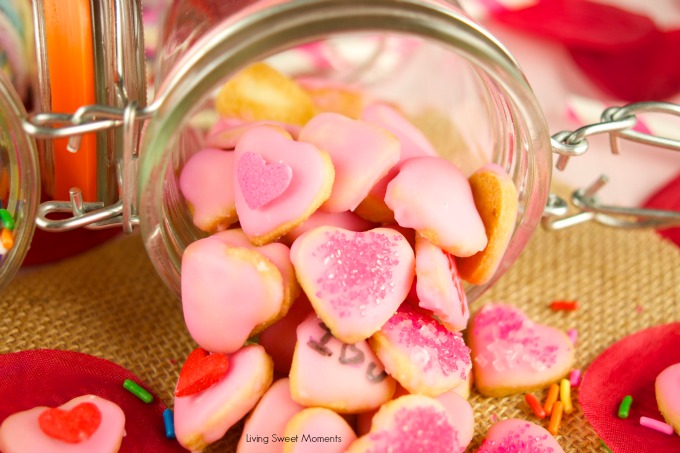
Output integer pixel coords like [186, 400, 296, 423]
[385, 156, 487, 257]
[174, 345, 273, 452]
[297, 77, 367, 119]
[0, 395, 125, 453]
[237, 378, 304, 453]
[290, 226, 415, 343]
[282, 408, 357, 453]
[289, 313, 396, 413]
[369, 305, 472, 397]
[233, 125, 335, 245]
[414, 235, 469, 332]
[181, 236, 284, 354]
[298, 112, 400, 213]
[476, 419, 564, 453]
[656, 363, 680, 435]
[284, 210, 374, 244]
[347, 395, 469, 453]
[179, 148, 237, 233]
[469, 304, 575, 397]
[205, 119, 301, 150]
[355, 103, 438, 223]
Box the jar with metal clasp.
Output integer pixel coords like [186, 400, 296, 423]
[11, 0, 680, 301]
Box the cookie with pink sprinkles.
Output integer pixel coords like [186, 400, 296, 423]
[369, 305, 472, 397]
[476, 419, 565, 453]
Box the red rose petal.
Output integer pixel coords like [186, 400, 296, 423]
[38, 402, 102, 443]
[175, 348, 230, 397]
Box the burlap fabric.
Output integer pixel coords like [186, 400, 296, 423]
[1, 210, 678, 452]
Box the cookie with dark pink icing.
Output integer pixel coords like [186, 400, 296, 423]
[369, 305, 472, 397]
[469, 304, 575, 397]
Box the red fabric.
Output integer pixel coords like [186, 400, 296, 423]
[579, 323, 680, 452]
[0, 349, 186, 452]
[492, 0, 680, 101]
[643, 172, 680, 247]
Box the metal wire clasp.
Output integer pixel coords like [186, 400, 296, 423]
[543, 101, 680, 231]
[23, 102, 157, 233]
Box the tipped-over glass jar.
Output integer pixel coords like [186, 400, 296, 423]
[137, 0, 552, 301]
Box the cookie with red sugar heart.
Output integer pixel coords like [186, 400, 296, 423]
[290, 226, 415, 343]
[181, 236, 285, 354]
[346, 394, 469, 453]
[369, 305, 472, 397]
[385, 156, 487, 257]
[0, 395, 125, 453]
[476, 419, 564, 453]
[414, 235, 469, 332]
[456, 164, 518, 285]
[298, 112, 400, 213]
[215, 62, 317, 126]
[282, 407, 357, 453]
[234, 125, 335, 245]
[174, 345, 273, 452]
[237, 378, 304, 453]
[179, 148, 237, 233]
[289, 313, 396, 414]
[175, 348, 229, 397]
[469, 304, 575, 397]
[656, 363, 680, 435]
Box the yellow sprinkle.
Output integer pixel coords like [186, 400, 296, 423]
[560, 378, 573, 414]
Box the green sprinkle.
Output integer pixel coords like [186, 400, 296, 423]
[618, 395, 633, 419]
[123, 379, 154, 403]
[600, 439, 613, 453]
[0, 209, 15, 231]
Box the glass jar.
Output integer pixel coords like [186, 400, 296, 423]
[136, 0, 553, 301]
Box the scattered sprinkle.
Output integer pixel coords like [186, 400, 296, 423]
[635, 305, 644, 313]
[639, 416, 674, 435]
[0, 208, 15, 231]
[560, 379, 573, 414]
[548, 401, 563, 436]
[123, 379, 154, 403]
[0, 228, 13, 254]
[163, 408, 175, 439]
[618, 395, 633, 419]
[569, 369, 581, 387]
[550, 300, 579, 311]
[600, 439, 613, 452]
[524, 393, 546, 419]
[544, 383, 559, 416]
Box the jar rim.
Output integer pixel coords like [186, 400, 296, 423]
[138, 0, 552, 298]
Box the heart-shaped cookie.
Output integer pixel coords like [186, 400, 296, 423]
[0, 395, 125, 453]
[283, 407, 357, 453]
[298, 112, 400, 213]
[290, 226, 415, 343]
[476, 419, 565, 452]
[456, 164, 518, 285]
[234, 125, 335, 245]
[174, 345, 273, 452]
[175, 348, 229, 397]
[237, 378, 304, 453]
[205, 119, 301, 150]
[38, 403, 101, 443]
[656, 363, 680, 435]
[385, 156, 487, 257]
[215, 62, 317, 126]
[369, 305, 472, 397]
[414, 235, 469, 332]
[181, 236, 284, 354]
[179, 148, 237, 233]
[284, 210, 374, 244]
[468, 304, 575, 397]
[289, 313, 396, 413]
[347, 394, 468, 453]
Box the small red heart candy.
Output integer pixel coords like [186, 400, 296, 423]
[175, 347, 230, 397]
[38, 402, 102, 443]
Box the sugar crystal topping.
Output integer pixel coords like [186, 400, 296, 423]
[367, 405, 460, 453]
[477, 422, 555, 453]
[313, 230, 401, 317]
[383, 306, 471, 379]
[473, 306, 559, 372]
